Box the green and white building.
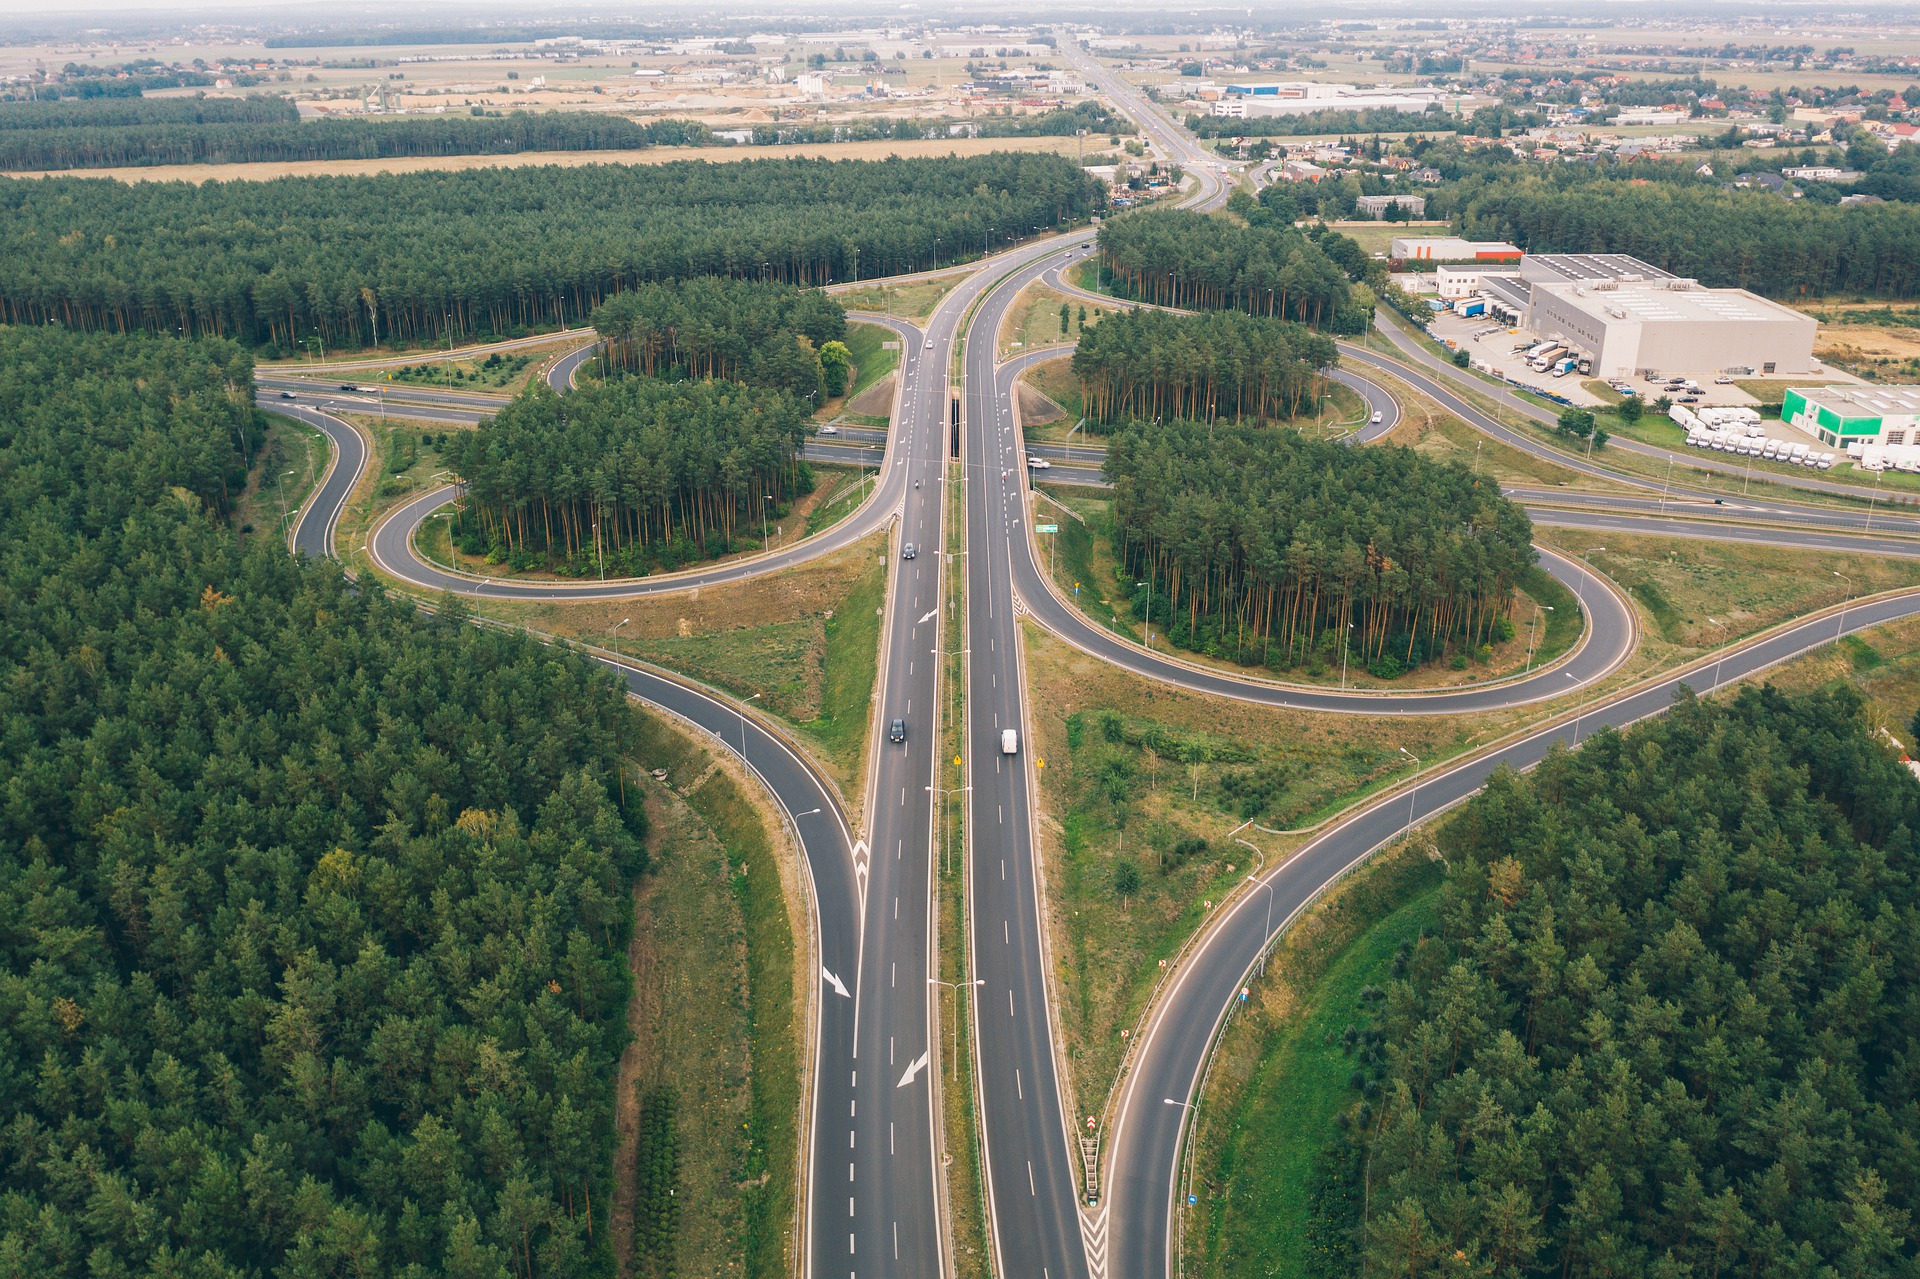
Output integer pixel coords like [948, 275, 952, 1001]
[1783, 385, 1920, 449]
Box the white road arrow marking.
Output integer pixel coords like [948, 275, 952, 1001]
[917, 608, 939, 624]
[897, 1052, 931, 1088]
[822, 966, 850, 998]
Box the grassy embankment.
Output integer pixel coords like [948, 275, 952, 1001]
[238, 411, 328, 544]
[1184, 843, 1443, 1277]
[836, 272, 969, 325]
[617, 710, 804, 1279]
[999, 282, 1095, 359]
[438, 531, 888, 811]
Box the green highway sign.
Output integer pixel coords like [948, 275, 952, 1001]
[1036, 523, 1059, 533]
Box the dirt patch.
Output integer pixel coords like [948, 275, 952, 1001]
[846, 375, 897, 417]
[1018, 381, 1067, 424]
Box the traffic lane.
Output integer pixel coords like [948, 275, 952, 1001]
[832, 303, 954, 1279]
[257, 373, 511, 410]
[1528, 507, 1920, 558]
[1513, 486, 1920, 538]
[257, 388, 491, 425]
[964, 309, 1092, 1279]
[273, 406, 366, 560]
[1107, 576, 1920, 1279]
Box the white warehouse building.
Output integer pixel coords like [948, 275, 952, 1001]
[1509, 255, 1816, 379]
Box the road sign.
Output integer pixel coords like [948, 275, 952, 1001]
[1036, 523, 1059, 533]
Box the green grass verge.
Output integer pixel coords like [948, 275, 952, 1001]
[846, 321, 900, 401]
[1187, 850, 1443, 1277]
[1520, 562, 1583, 669]
[680, 764, 800, 1279]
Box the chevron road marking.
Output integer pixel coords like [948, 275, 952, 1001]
[1080, 1206, 1110, 1279]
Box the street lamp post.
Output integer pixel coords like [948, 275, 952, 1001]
[927, 977, 985, 1077]
[926, 782, 972, 876]
[609, 617, 629, 657]
[1834, 570, 1853, 646]
[1339, 621, 1355, 691]
[739, 691, 761, 751]
[1397, 748, 1422, 844]
[1527, 604, 1554, 672]
[274, 468, 296, 544]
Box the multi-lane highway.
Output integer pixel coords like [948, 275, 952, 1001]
[262, 55, 1920, 1279]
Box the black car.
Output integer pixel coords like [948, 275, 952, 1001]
[889, 719, 906, 743]
[903, 543, 917, 560]
[340, 384, 356, 391]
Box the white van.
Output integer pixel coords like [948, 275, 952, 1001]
[1001, 729, 1019, 756]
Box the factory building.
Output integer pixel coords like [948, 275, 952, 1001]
[1514, 254, 1816, 379]
[1782, 385, 1920, 448]
[1390, 236, 1523, 261]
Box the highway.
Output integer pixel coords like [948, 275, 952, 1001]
[1049, 43, 1920, 1279]
[261, 59, 1920, 1274]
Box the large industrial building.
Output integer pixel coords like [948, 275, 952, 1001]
[1518, 254, 1816, 378]
[1210, 80, 1458, 117]
[1391, 236, 1523, 261]
[1782, 385, 1920, 448]
[1450, 253, 1817, 379]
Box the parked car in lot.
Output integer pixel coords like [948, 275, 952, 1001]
[1714, 376, 1734, 385]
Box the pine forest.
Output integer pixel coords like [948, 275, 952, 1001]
[1325, 686, 1920, 1279]
[1105, 424, 1535, 674]
[1070, 308, 1339, 426]
[0, 326, 648, 1275]
[0, 152, 1103, 351]
[445, 378, 814, 575]
[1095, 209, 1370, 332]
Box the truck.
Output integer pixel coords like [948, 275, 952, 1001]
[1528, 345, 1565, 372]
[1455, 298, 1487, 318]
[1552, 356, 1578, 377]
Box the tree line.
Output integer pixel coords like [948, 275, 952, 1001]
[1096, 209, 1370, 333]
[1447, 172, 1920, 298]
[1186, 105, 1460, 138]
[1070, 308, 1338, 426]
[0, 92, 298, 130]
[1105, 424, 1534, 673]
[0, 110, 696, 171]
[0, 325, 649, 1275]
[590, 277, 847, 402]
[1320, 685, 1920, 1278]
[0, 152, 1102, 352]
[445, 378, 814, 574]
[0, 101, 1125, 172]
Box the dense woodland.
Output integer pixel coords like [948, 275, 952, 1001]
[1096, 210, 1370, 333]
[590, 278, 846, 399]
[1105, 424, 1533, 673]
[1070, 308, 1337, 426]
[0, 326, 647, 1275]
[0, 153, 1101, 351]
[0, 94, 299, 130]
[0, 99, 1122, 172]
[445, 378, 814, 574]
[1446, 174, 1920, 298]
[1321, 686, 1920, 1278]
